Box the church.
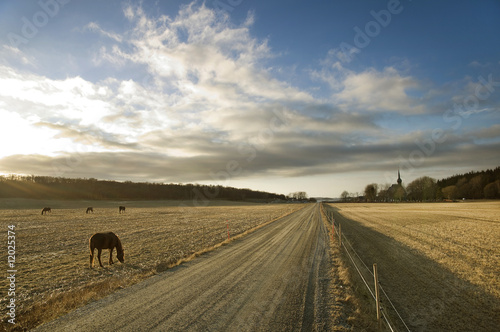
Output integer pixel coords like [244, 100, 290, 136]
[386, 170, 406, 201]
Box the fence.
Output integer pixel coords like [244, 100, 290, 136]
[321, 203, 411, 332]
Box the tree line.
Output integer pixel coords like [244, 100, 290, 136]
[0, 175, 287, 202]
[342, 166, 500, 202]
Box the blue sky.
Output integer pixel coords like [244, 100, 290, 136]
[0, 0, 499, 198]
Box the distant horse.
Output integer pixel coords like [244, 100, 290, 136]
[41, 207, 51, 215]
[119, 206, 126, 213]
[89, 232, 124, 268]
[86, 207, 94, 214]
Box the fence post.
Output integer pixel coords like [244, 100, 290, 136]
[227, 220, 230, 240]
[339, 223, 342, 247]
[373, 263, 381, 323]
[332, 222, 334, 241]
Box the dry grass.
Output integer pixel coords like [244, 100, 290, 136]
[0, 200, 303, 331]
[320, 204, 376, 331]
[330, 201, 500, 301]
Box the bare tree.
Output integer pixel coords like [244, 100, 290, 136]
[295, 191, 308, 200]
[377, 183, 391, 202]
[407, 176, 437, 201]
[364, 183, 378, 202]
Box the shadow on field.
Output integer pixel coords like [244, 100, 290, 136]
[327, 206, 500, 332]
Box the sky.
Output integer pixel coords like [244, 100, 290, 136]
[0, 0, 499, 198]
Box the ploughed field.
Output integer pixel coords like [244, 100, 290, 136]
[0, 200, 303, 330]
[325, 201, 500, 332]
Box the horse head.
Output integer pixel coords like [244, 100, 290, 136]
[117, 250, 125, 263]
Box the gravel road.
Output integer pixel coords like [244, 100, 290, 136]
[34, 204, 331, 331]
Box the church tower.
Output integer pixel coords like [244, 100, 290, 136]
[397, 170, 402, 186]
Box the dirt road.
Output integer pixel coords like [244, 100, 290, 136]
[34, 204, 331, 331]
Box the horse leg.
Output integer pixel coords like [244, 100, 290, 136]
[109, 248, 114, 265]
[90, 248, 94, 268]
[97, 248, 104, 268]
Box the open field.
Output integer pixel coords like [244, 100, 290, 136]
[325, 201, 500, 331]
[0, 199, 304, 330]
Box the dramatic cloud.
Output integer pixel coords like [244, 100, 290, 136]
[0, 1, 499, 196]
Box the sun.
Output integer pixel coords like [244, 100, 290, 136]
[0, 110, 66, 158]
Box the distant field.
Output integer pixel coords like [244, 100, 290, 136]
[0, 200, 303, 330]
[327, 201, 500, 331]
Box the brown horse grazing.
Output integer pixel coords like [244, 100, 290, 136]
[86, 207, 94, 214]
[119, 206, 126, 213]
[89, 232, 124, 268]
[41, 207, 51, 215]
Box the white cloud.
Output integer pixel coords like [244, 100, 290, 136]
[333, 67, 425, 114]
[0, 45, 37, 67]
[0, 66, 114, 125]
[468, 60, 490, 68]
[98, 3, 312, 106]
[84, 22, 123, 42]
[313, 51, 428, 115]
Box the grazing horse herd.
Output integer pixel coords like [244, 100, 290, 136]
[41, 205, 126, 268]
[41, 206, 127, 215]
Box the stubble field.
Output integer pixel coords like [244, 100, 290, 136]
[0, 200, 303, 330]
[326, 201, 500, 331]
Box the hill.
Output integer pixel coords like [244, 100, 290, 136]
[0, 175, 286, 203]
[437, 166, 500, 199]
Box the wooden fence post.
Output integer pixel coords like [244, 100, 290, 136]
[339, 223, 342, 247]
[373, 263, 381, 323]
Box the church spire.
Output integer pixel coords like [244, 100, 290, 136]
[397, 169, 402, 185]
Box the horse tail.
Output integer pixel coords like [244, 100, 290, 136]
[89, 235, 94, 253]
[89, 235, 93, 267]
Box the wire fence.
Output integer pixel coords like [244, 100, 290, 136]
[321, 203, 411, 332]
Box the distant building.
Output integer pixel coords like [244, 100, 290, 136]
[387, 170, 406, 201]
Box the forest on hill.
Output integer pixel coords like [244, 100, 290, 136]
[436, 166, 500, 200]
[0, 175, 287, 203]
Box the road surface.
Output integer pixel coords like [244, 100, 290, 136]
[34, 204, 331, 331]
